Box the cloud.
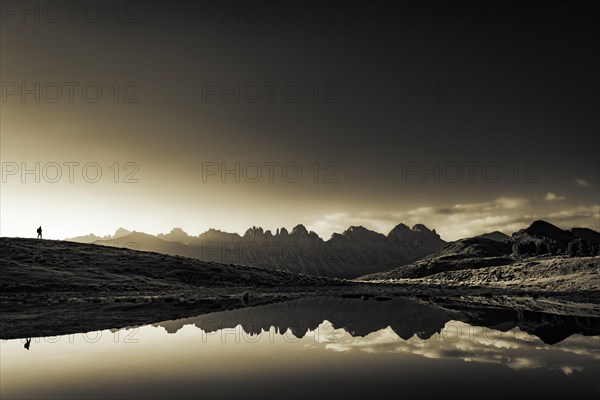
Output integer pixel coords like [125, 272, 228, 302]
[309, 197, 598, 242]
[545, 192, 566, 202]
[494, 197, 529, 209]
[309, 198, 531, 241]
[575, 179, 591, 188]
[547, 205, 600, 229]
[404, 198, 532, 240]
[310, 321, 598, 375]
[323, 213, 348, 221]
[310, 211, 405, 239]
[561, 366, 583, 375]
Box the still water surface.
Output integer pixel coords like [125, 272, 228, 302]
[2, 297, 599, 399]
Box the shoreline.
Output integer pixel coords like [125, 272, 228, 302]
[2, 284, 599, 340]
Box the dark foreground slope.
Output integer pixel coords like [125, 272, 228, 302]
[0, 237, 348, 338]
[0, 237, 339, 294]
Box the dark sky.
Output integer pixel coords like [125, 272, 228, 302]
[1, 1, 598, 239]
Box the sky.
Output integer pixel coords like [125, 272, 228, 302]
[1, 1, 598, 241]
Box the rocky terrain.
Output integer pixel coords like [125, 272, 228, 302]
[360, 237, 514, 280]
[362, 255, 600, 294]
[358, 221, 600, 296]
[511, 220, 600, 257]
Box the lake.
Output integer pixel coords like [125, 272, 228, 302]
[2, 296, 599, 399]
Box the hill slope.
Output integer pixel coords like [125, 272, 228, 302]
[510, 220, 600, 256]
[0, 237, 349, 339]
[360, 238, 514, 280]
[475, 231, 510, 242]
[360, 221, 600, 283]
[0, 237, 338, 295]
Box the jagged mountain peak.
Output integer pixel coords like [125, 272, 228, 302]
[389, 223, 411, 232]
[514, 220, 574, 243]
[437, 237, 512, 258]
[570, 227, 600, 243]
[204, 228, 225, 234]
[344, 225, 379, 235]
[244, 226, 264, 237]
[113, 227, 132, 239]
[412, 224, 436, 234]
[290, 224, 309, 236]
[387, 223, 412, 240]
[475, 231, 510, 242]
[158, 227, 192, 243]
[528, 220, 564, 233]
[340, 226, 389, 244]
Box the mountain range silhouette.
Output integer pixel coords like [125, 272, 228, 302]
[68, 220, 599, 279]
[69, 224, 446, 278]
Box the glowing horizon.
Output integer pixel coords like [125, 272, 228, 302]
[1, 1, 598, 244]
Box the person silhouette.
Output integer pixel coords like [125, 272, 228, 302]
[37, 226, 42, 239]
[24, 338, 31, 350]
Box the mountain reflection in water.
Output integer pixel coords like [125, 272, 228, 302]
[1, 296, 599, 400]
[155, 296, 600, 345]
